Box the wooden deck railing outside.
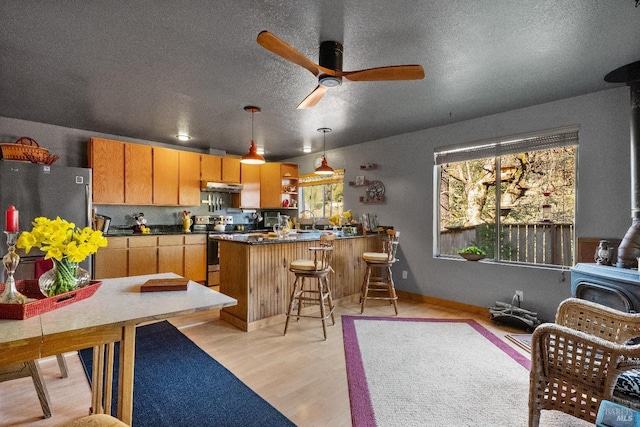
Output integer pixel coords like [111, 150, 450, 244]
[440, 223, 574, 266]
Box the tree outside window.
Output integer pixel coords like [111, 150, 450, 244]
[435, 128, 577, 266]
[299, 170, 344, 219]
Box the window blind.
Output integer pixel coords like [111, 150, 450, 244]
[299, 169, 344, 187]
[434, 125, 579, 165]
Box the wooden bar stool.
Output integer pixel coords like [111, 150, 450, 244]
[361, 230, 400, 314]
[284, 233, 336, 340]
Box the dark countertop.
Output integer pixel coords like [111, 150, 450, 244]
[105, 230, 209, 237]
[104, 227, 270, 237]
[211, 231, 373, 245]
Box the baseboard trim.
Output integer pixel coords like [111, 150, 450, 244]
[221, 293, 362, 332]
[221, 291, 489, 332]
[395, 290, 490, 317]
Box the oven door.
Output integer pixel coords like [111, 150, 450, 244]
[207, 237, 220, 288]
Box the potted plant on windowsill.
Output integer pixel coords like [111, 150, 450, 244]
[456, 246, 487, 261]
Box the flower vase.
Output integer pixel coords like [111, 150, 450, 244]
[39, 258, 90, 297]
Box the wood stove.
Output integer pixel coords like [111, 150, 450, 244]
[571, 263, 640, 312]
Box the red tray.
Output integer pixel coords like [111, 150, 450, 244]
[0, 280, 102, 320]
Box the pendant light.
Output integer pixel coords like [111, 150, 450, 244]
[240, 106, 266, 165]
[315, 127, 334, 175]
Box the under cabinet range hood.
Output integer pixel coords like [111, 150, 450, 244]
[201, 181, 243, 193]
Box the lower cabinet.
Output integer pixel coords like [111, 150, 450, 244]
[94, 234, 206, 283]
[158, 235, 185, 276]
[184, 235, 207, 283]
[128, 236, 158, 277]
[93, 236, 128, 279]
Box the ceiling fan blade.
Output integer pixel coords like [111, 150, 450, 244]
[297, 85, 329, 109]
[343, 65, 425, 81]
[257, 31, 320, 76]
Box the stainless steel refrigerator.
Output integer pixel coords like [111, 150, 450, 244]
[0, 161, 92, 281]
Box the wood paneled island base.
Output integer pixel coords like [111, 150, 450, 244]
[218, 234, 378, 331]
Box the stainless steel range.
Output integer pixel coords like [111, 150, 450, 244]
[192, 215, 267, 287]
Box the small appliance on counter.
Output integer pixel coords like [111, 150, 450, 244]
[94, 214, 111, 233]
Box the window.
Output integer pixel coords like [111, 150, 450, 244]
[299, 170, 344, 219]
[434, 126, 578, 267]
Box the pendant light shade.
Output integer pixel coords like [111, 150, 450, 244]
[241, 106, 266, 165]
[315, 127, 334, 175]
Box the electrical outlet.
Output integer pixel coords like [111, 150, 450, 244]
[402, 270, 408, 279]
[515, 290, 524, 302]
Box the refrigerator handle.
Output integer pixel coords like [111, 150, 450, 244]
[85, 184, 91, 228]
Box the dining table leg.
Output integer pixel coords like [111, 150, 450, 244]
[117, 324, 136, 424]
[91, 344, 105, 414]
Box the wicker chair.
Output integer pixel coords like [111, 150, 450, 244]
[529, 297, 640, 426]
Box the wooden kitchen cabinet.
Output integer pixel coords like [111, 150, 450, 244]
[179, 151, 201, 206]
[153, 147, 179, 205]
[184, 234, 207, 283]
[201, 154, 222, 182]
[222, 156, 241, 183]
[158, 235, 185, 276]
[125, 142, 153, 204]
[240, 163, 261, 208]
[90, 138, 154, 205]
[90, 137, 236, 207]
[128, 235, 158, 276]
[260, 162, 298, 208]
[158, 234, 206, 283]
[95, 234, 207, 283]
[93, 236, 128, 279]
[89, 138, 125, 204]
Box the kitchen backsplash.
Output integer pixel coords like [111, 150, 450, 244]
[94, 192, 253, 229]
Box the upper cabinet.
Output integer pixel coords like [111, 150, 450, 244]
[260, 162, 298, 208]
[240, 163, 261, 208]
[152, 147, 180, 205]
[222, 156, 241, 183]
[179, 151, 202, 206]
[89, 138, 125, 204]
[201, 154, 222, 182]
[90, 138, 255, 206]
[124, 143, 153, 204]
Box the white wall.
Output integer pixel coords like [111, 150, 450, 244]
[1, 86, 631, 320]
[288, 86, 631, 321]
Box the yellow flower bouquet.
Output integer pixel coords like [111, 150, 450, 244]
[17, 216, 108, 296]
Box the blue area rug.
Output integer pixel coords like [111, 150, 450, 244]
[78, 321, 294, 427]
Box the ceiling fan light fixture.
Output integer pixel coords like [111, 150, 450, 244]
[241, 106, 266, 165]
[257, 31, 424, 109]
[319, 74, 342, 87]
[315, 127, 334, 175]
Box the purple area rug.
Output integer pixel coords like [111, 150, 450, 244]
[342, 316, 531, 427]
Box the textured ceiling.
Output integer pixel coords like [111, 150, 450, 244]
[1, 1, 639, 160]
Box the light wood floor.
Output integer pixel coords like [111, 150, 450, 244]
[0, 298, 531, 426]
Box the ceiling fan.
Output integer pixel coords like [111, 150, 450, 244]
[256, 31, 425, 109]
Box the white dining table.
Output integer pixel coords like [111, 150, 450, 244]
[0, 272, 237, 424]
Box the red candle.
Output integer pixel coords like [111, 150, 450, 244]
[6, 205, 19, 232]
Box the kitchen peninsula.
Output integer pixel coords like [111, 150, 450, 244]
[216, 232, 378, 331]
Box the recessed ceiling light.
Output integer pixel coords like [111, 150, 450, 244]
[256, 147, 265, 155]
[302, 147, 312, 153]
[177, 134, 190, 141]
